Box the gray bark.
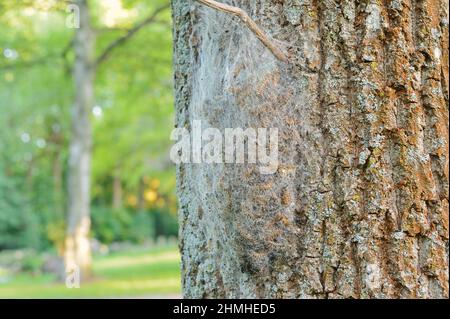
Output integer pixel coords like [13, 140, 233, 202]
[65, 0, 94, 280]
[172, 0, 449, 298]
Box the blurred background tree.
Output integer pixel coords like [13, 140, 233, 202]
[0, 0, 176, 279]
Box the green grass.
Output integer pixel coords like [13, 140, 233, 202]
[0, 245, 181, 298]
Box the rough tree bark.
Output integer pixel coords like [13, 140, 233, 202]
[172, 0, 449, 298]
[65, 0, 94, 280]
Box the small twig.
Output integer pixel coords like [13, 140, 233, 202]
[196, 0, 288, 62]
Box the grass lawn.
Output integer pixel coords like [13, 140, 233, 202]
[0, 245, 181, 298]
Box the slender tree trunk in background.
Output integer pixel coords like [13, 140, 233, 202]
[173, 0, 448, 298]
[65, 0, 94, 281]
[112, 175, 123, 209]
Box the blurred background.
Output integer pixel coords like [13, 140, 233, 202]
[0, 0, 180, 298]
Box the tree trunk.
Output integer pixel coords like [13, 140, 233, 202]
[172, 0, 449, 299]
[65, 0, 94, 281]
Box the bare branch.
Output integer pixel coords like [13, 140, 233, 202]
[196, 0, 288, 62]
[95, 3, 170, 66]
[93, 20, 171, 34]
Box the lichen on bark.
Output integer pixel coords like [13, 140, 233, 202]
[172, 0, 449, 299]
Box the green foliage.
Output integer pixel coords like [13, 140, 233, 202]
[0, 161, 39, 250]
[0, 0, 176, 252]
[20, 252, 44, 274]
[91, 207, 133, 244]
[0, 245, 181, 298]
[0, 248, 43, 274]
[91, 206, 177, 245]
[128, 211, 155, 243]
[153, 210, 178, 238]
